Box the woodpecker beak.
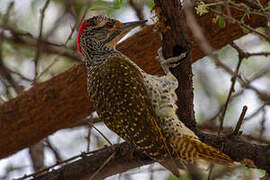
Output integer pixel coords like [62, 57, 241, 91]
[105, 20, 147, 48]
[119, 20, 147, 32]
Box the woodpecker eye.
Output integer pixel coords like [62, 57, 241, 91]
[105, 22, 113, 28]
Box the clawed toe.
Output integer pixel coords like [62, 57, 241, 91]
[156, 48, 187, 74]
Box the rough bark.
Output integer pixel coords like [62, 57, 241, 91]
[154, 0, 196, 130]
[34, 143, 153, 180]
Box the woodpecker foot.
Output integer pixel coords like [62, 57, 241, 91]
[156, 48, 187, 74]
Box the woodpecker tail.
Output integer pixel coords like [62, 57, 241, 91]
[172, 136, 233, 166]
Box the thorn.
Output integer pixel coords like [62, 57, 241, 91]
[233, 105, 248, 136]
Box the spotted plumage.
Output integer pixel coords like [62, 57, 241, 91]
[87, 57, 168, 159]
[78, 16, 233, 165]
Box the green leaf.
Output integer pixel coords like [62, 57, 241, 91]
[112, 0, 125, 9]
[256, 0, 266, 11]
[144, 0, 154, 8]
[149, 0, 155, 8]
[241, 26, 250, 33]
[218, 16, 226, 28]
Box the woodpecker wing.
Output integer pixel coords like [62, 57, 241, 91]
[87, 56, 171, 160]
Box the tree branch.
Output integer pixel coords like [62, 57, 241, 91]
[20, 136, 270, 179]
[25, 143, 153, 180]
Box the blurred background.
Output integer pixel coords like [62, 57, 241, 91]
[0, 0, 270, 179]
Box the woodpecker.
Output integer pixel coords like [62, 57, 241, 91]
[77, 16, 233, 165]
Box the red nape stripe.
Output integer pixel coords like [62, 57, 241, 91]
[77, 20, 89, 55]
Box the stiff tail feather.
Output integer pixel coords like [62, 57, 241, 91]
[174, 136, 233, 166]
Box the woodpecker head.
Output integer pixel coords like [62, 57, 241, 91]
[77, 16, 147, 57]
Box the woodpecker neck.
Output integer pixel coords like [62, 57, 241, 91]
[80, 37, 121, 69]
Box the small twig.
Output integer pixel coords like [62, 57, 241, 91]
[218, 43, 244, 135]
[1, 24, 81, 62]
[198, 124, 270, 144]
[206, 90, 243, 123]
[184, 0, 215, 56]
[259, 106, 266, 138]
[206, 64, 270, 123]
[44, 8, 71, 40]
[38, 0, 51, 44]
[212, 56, 270, 104]
[93, 125, 113, 146]
[28, 142, 45, 171]
[0, 1, 21, 94]
[0, 1, 14, 44]
[34, 6, 88, 81]
[207, 7, 270, 42]
[246, 52, 270, 57]
[129, 0, 145, 20]
[89, 152, 116, 180]
[187, 164, 203, 180]
[148, 164, 155, 180]
[118, 173, 132, 180]
[75, 6, 89, 44]
[33, 0, 50, 82]
[237, 0, 261, 9]
[244, 104, 265, 121]
[223, 3, 267, 17]
[64, 5, 88, 47]
[86, 117, 94, 152]
[5, 68, 33, 82]
[15, 148, 103, 180]
[35, 5, 88, 81]
[43, 0, 85, 40]
[207, 164, 215, 180]
[64, 22, 77, 46]
[224, 2, 232, 23]
[45, 138, 63, 162]
[72, 115, 101, 128]
[35, 58, 60, 81]
[233, 105, 248, 136]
